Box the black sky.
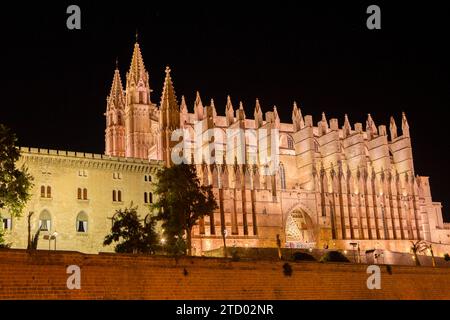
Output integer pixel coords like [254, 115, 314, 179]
[0, 1, 449, 220]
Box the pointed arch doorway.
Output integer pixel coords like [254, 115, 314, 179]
[285, 208, 316, 249]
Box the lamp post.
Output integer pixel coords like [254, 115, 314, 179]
[222, 229, 228, 258]
[52, 232, 58, 250]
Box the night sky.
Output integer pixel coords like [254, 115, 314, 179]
[0, 2, 449, 220]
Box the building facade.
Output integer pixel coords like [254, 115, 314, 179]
[2, 148, 160, 253]
[3, 40, 450, 255]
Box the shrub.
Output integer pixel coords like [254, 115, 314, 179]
[231, 247, 240, 261]
[292, 251, 316, 261]
[444, 253, 450, 262]
[319, 251, 350, 263]
[283, 263, 293, 276]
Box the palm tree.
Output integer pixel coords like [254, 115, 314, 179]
[410, 240, 427, 266]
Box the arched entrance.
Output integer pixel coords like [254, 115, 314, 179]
[285, 208, 316, 248]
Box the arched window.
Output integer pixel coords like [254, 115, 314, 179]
[76, 212, 88, 233]
[144, 175, 147, 182]
[112, 190, 117, 202]
[148, 175, 152, 182]
[279, 163, 286, 190]
[117, 190, 122, 202]
[46, 186, 51, 198]
[144, 192, 148, 203]
[83, 188, 88, 200]
[287, 136, 294, 149]
[77, 188, 82, 200]
[39, 210, 52, 232]
[148, 192, 153, 204]
[40, 186, 46, 198]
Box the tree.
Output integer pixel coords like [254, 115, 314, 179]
[410, 240, 427, 266]
[103, 205, 159, 254]
[152, 164, 218, 256]
[0, 124, 33, 248]
[0, 124, 33, 218]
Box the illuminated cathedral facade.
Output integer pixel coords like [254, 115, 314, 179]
[2, 41, 449, 255]
[104, 41, 450, 255]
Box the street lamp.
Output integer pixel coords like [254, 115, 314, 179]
[52, 232, 58, 250]
[222, 228, 228, 258]
[44, 231, 58, 250]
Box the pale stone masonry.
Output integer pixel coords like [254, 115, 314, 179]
[2, 148, 160, 253]
[2, 40, 449, 255]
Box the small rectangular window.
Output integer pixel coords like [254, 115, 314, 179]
[2, 218, 11, 230]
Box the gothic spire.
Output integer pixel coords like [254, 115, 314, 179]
[128, 41, 148, 85]
[180, 95, 188, 114]
[160, 66, 178, 111]
[107, 65, 125, 110]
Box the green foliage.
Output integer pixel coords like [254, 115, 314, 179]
[151, 164, 218, 255]
[292, 251, 316, 261]
[0, 124, 33, 218]
[103, 205, 159, 254]
[319, 251, 350, 263]
[444, 253, 450, 262]
[0, 229, 11, 248]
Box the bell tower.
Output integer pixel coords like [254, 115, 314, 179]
[105, 61, 126, 157]
[124, 40, 156, 159]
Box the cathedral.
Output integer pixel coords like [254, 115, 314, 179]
[3, 40, 450, 256]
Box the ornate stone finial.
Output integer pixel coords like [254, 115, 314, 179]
[254, 98, 263, 128]
[165, 65, 171, 74]
[115, 57, 119, 69]
[389, 116, 397, 138]
[237, 101, 246, 121]
[135, 29, 139, 42]
[343, 114, 351, 137]
[366, 113, 378, 139]
[401, 111, 410, 137]
[180, 95, 188, 114]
